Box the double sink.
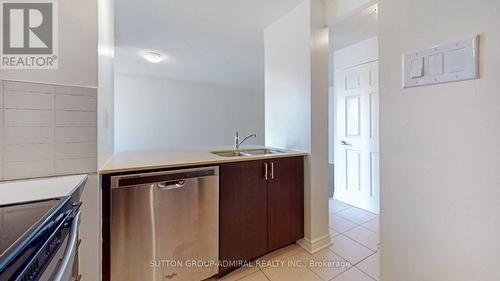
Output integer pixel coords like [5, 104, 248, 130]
[211, 148, 285, 158]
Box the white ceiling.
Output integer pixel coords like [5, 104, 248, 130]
[115, 0, 304, 91]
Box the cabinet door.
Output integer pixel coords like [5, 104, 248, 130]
[267, 157, 304, 251]
[219, 160, 268, 274]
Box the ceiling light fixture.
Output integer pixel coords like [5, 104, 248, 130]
[142, 51, 164, 63]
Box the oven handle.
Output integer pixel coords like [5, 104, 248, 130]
[53, 210, 81, 281]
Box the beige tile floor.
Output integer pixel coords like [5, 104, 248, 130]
[216, 199, 380, 281]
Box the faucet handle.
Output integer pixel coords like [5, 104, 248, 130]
[234, 131, 239, 150]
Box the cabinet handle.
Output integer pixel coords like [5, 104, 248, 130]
[270, 162, 274, 179]
[264, 163, 268, 180]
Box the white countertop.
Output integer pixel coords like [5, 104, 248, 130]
[100, 146, 308, 174]
[0, 174, 88, 206]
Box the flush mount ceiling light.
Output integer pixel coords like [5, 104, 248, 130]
[142, 51, 164, 63]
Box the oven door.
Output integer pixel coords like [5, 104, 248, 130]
[39, 211, 81, 281]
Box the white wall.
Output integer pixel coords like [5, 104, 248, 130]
[264, 2, 311, 152]
[0, 0, 97, 87]
[333, 36, 378, 70]
[379, 0, 500, 280]
[309, 0, 331, 252]
[265, 0, 330, 253]
[98, 0, 115, 168]
[79, 1, 114, 281]
[324, 0, 376, 26]
[114, 74, 264, 152]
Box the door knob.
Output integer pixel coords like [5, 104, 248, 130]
[340, 141, 351, 146]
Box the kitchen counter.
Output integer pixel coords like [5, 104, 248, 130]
[99, 146, 308, 174]
[0, 174, 88, 206]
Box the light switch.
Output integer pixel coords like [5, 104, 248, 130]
[402, 35, 479, 88]
[410, 57, 424, 78]
[428, 53, 444, 75]
[446, 47, 466, 73]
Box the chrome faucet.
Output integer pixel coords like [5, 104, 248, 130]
[235, 131, 257, 150]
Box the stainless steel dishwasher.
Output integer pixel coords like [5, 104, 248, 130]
[110, 167, 219, 281]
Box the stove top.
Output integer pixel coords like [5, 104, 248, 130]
[0, 199, 61, 259]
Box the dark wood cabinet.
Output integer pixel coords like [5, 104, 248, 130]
[219, 156, 304, 275]
[267, 157, 304, 252]
[219, 160, 268, 274]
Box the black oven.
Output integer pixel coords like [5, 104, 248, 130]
[0, 187, 83, 281]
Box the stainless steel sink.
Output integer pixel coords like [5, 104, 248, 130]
[211, 151, 249, 157]
[239, 149, 284, 155]
[211, 148, 285, 158]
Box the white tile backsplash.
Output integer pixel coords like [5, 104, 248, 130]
[55, 111, 96, 127]
[55, 95, 97, 111]
[55, 158, 97, 175]
[55, 85, 97, 97]
[3, 144, 54, 162]
[4, 160, 55, 180]
[3, 91, 54, 110]
[3, 81, 54, 94]
[4, 109, 54, 127]
[55, 142, 96, 159]
[56, 127, 96, 143]
[3, 127, 54, 144]
[0, 81, 97, 180]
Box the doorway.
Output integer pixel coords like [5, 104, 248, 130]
[327, 4, 380, 280]
[334, 51, 379, 214]
[328, 3, 379, 215]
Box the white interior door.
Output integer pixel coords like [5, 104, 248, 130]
[334, 60, 379, 214]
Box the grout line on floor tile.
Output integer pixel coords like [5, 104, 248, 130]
[360, 219, 379, 234]
[260, 268, 272, 281]
[335, 213, 376, 227]
[329, 221, 359, 235]
[339, 266, 378, 281]
[332, 205, 352, 213]
[307, 266, 325, 281]
[342, 233, 379, 252]
[354, 224, 379, 235]
[331, 199, 379, 216]
[354, 265, 378, 281]
[330, 199, 374, 213]
[326, 267, 375, 281]
[260, 269, 271, 281]
[361, 226, 378, 234]
[332, 215, 363, 227]
[331, 223, 359, 234]
[338, 234, 375, 256]
[353, 252, 379, 280]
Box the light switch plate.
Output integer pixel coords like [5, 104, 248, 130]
[410, 57, 424, 78]
[428, 53, 444, 75]
[402, 35, 479, 88]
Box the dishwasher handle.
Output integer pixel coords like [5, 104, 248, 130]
[111, 167, 218, 189]
[157, 180, 186, 191]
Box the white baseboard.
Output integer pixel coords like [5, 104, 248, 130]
[297, 234, 332, 254]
